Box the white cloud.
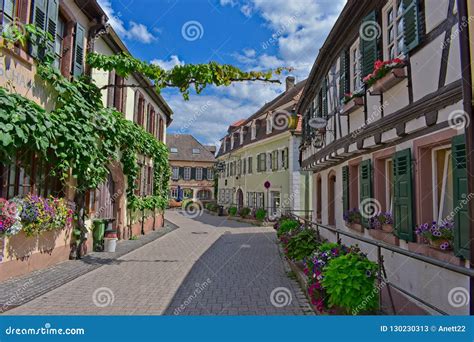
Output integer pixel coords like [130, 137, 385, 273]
[151, 55, 185, 70]
[223, 0, 346, 79]
[240, 4, 253, 17]
[98, 0, 157, 44]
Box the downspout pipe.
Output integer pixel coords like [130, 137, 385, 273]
[456, 0, 474, 316]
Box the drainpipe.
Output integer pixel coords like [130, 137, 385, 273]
[456, 0, 474, 315]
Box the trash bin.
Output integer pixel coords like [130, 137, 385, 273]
[104, 231, 118, 252]
[218, 205, 224, 216]
[92, 219, 106, 251]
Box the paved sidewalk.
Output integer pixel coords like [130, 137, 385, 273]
[5, 211, 310, 315]
[0, 220, 178, 313]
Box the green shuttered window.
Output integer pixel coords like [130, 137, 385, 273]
[402, 0, 421, 53]
[359, 159, 372, 227]
[393, 148, 414, 241]
[452, 134, 469, 259]
[342, 165, 349, 214]
[360, 11, 378, 79]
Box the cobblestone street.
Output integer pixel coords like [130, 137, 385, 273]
[3, 211, 310, 315]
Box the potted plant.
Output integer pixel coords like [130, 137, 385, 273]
[104, 230, 118, 253]
[255, 208, 266, 222]
[342, 92, 364, 114]
[240, 207, 251, 218]
[363, 58, 406, 94]
[415, 220, 454, 251]
[369, 212, 393, 232]
[343, 208, 363, 232]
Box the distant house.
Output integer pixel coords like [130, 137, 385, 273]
[167, 134, 216, 203]
[216, 77, 312, 219]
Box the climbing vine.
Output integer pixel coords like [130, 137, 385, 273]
[0, 24, 287, 217]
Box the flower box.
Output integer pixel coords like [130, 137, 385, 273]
[381, 224, 393, 233]
[347, 222, 364, 233]
[368, 229, 399, 246]
[369, 67, 407, 95]
[342, 97, 364, 115]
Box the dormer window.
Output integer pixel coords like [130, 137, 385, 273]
[231, 135, 234, 149]
[170, 147, 178, 153]
[192, 148, 200, 154]
[266, 116, 273, 134]
[240, 129, 244, 145]
[251, 123, 257, 140]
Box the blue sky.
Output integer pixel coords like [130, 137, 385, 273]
[98, 0, 346, 146]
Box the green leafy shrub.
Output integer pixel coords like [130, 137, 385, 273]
[321, 252, 379, 314]
[240, 207, 251, 218]
[277, 219, 300, 238]
[255, 208, 266, 221]
[228, 206, 237, 216]
[286, 229, 320, 261]
[205, 202, 218, 212]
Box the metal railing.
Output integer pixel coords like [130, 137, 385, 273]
[288, 213, 474, 315]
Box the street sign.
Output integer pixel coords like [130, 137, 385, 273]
[308, 117, 327, 129]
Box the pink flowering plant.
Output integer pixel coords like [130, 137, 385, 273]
[415, 220, 454, 251]
[8, 195, 73, 237]
[342, 91, 364, 105]
[362, 58, 405, 88]
[0, 198, 22, 237]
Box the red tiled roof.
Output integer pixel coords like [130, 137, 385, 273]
[230, 119, 245, 127]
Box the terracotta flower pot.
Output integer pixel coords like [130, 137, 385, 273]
[429, 239, 452, 251]
[346, 222, 364, 233]
[381, 224, 393, 233]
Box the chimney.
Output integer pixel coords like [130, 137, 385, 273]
[286, 76, 295, 91]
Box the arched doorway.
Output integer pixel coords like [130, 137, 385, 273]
[236, 189, 244, 209]
[328, 171, 336, 226]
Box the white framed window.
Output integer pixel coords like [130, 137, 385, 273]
[170, 188, 178, 198]
[385, 159, 394, 212]
[170, 147, 178, 153]
[432, 146, 453, 223]
[207, 168, 213, 180]
[383, 0, 406, 60]
[172, 166, 179, 180]
[230, 135, 234, 149]
[192, 148, 200, 154]
[266, 116, 273, 134]
[240, 129, 244, 145]
[267, 152, 272, 171]
[349, 39, 362, 92]
[184, 167, 191, 180]
[196, 167, 203, 180]
[251, 124, 257, 140]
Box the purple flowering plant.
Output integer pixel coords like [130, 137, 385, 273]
[369, 211, 393, 229]
[415, 220, 454, 250]
[343, 208, 362, 224]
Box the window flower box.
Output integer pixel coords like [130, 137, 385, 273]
[363, 58, 407, 95]
[342, 93, 364, 115]
[368, 229, 399, 246]
[369, 67, 407, 95]
[343, 208, 364, 233]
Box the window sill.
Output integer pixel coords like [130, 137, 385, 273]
[341, 97, 364, 115]
[368, 67, 407, 96]
[0, 44, 34, 66]
[407, 241, 464, 267]
[368, 228, 400, 246]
